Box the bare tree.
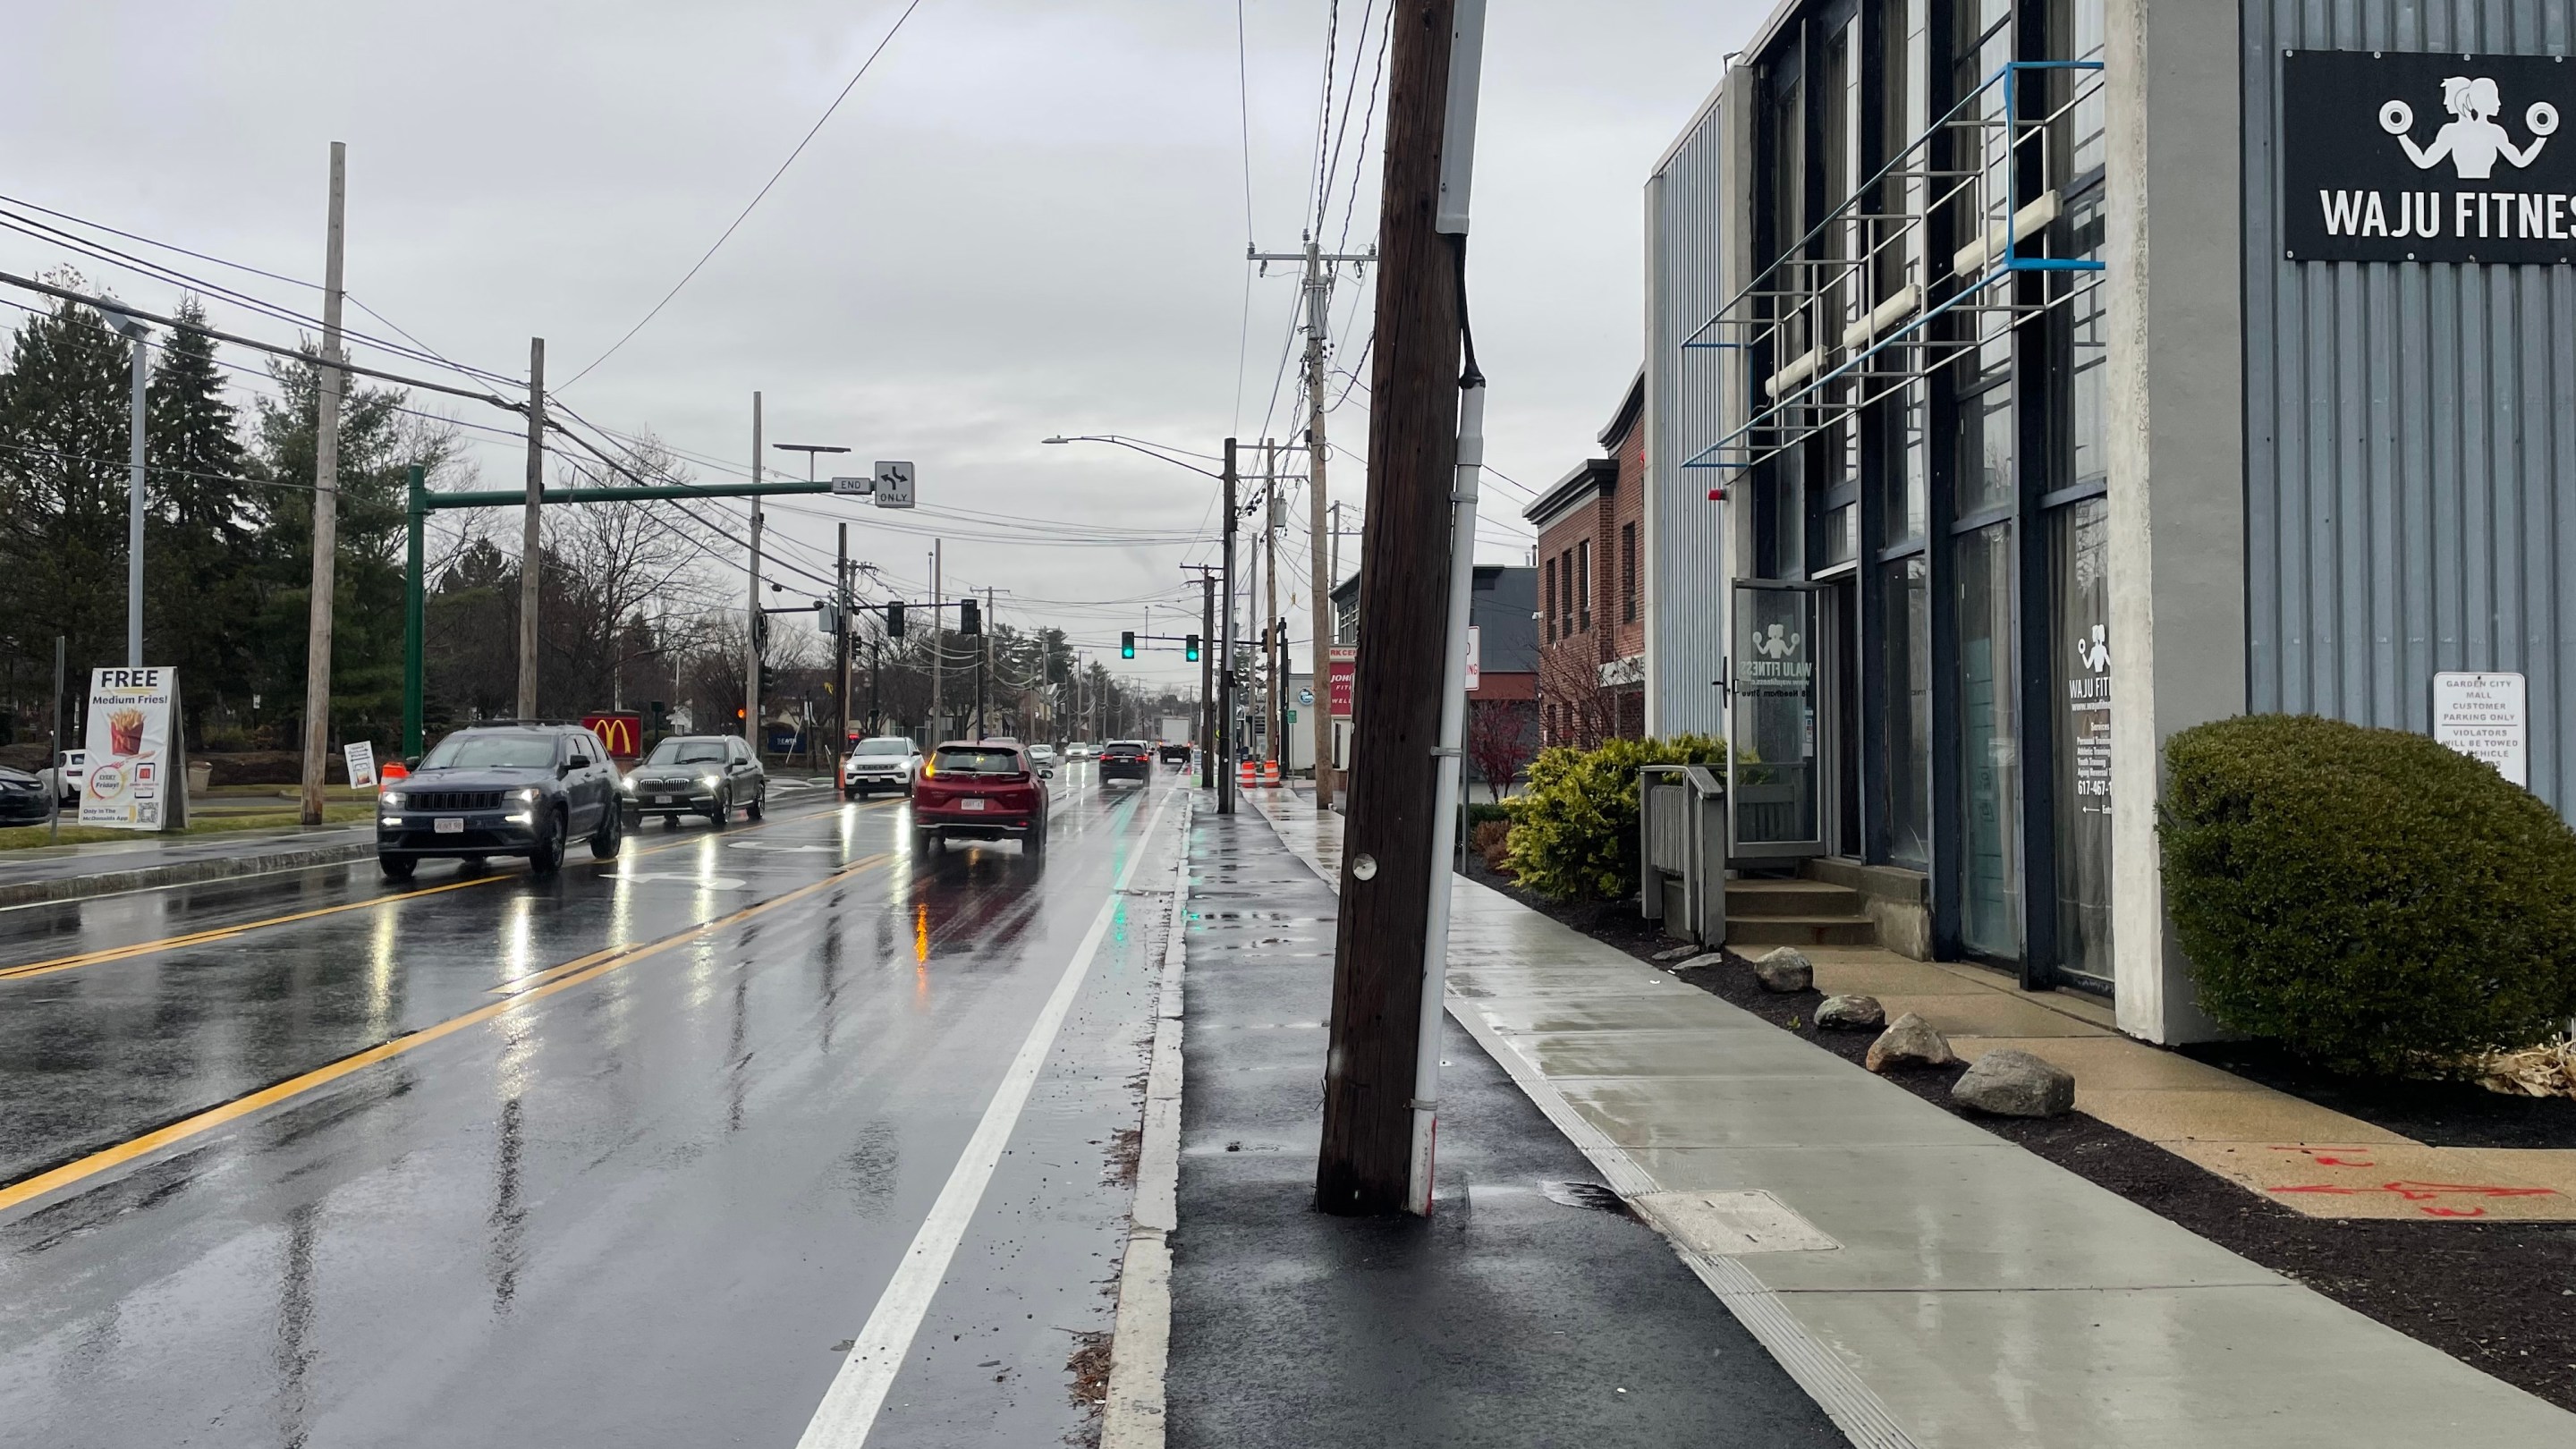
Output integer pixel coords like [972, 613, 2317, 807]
[538, 433, 722, 715]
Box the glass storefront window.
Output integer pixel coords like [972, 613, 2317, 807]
[1957, 377, 2015, 515]
[1825, 504, 1858, 565]
[2050, 498, 2113, 984]
[1884, 554, 1931, 867]
[1954, 524, 2021, 959]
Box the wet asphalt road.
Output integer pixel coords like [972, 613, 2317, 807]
[0, 765, 1185, 1447]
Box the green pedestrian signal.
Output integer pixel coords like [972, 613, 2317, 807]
[1185, 633, 1200, 661]
[1121, 631, 1137, 659]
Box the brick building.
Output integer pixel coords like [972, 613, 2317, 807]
[1526, 371, 1648, 749]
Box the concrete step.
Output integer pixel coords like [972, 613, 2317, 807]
[1725, 913, 1878, 947]
[1725, 878, 1868, 918]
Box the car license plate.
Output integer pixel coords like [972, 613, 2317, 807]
[434, 817, 464, 835]
[655, 794, 673, 804]
[961, 798, 987, 811]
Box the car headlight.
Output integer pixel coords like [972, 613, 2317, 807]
[379, 791, 406, 809]
[699, 774, 720, 791]
[617, 775, 636, 794]
[512, 787, 541, 803]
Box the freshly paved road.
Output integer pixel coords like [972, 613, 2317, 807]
[0, 762, 1186, 1447]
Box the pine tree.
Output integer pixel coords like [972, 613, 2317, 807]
[0, 276, 137, 717]
[146, 297, 261, 736]
[247, 352, 461, 745]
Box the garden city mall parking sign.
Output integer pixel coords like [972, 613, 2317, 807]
[2283, 49, 2576, 265]
[80, 666, 186, 831]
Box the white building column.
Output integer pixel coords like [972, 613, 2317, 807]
[2101, 0, 2241, 1042]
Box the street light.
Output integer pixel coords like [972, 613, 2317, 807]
[1046, 430, 1239, 813]
[772, 441, 850, 483]
[95, 302, 149, 667]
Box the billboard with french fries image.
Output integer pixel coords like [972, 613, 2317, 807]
[80, 667, 181, 831]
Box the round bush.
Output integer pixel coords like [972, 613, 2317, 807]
[2159, 714, 2576, 1074]
[1501, 734, 1724, 902]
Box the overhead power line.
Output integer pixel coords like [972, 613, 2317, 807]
[561, 0, 928, 388]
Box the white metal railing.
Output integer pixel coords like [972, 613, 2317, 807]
[1682, 59, 2106, 479]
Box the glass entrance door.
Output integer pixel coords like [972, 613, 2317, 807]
[1730, 582, 1825, 860]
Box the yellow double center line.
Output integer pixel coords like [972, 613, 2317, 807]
[0, 851, 893, 1216]
[0, 798, 893, 983]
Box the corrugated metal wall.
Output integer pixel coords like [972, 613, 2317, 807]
[1646, 87, 1734, 739]
[2245, 0, 2576, 816]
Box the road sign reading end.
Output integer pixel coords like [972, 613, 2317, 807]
[874, 461, 916, 508]
[829, 475, 874, 497]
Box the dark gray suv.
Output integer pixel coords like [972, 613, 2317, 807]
[377, 724, 625, 879]
[624, 734, 767, 826]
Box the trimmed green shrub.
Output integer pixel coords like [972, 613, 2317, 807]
[2159, 713, 2576, 1074]
[1464, 801, 1512, 828]
[1502, 734, 1725, 902]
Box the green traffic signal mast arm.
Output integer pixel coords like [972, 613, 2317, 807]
[402, 468, 852, 756]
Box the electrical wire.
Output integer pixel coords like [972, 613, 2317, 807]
[561, 0, 926, 388]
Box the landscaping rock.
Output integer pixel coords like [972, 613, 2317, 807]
[1752, 946, 1814, 993]
[1865, 1012, 1956, 1072]
[1667, 953, 1726, 973]
[1652, 945, 1700, 962]
[1950, 1048, 2076, 1117]
[1815, 993, 1885, 1030]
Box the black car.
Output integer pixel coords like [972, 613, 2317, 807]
[623, 734, 767, 826]
[0, 766, 48, 825]
[1099, 739, 1154, 784]
[377, 723, 625, 879]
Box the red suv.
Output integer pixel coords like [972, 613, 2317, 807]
[911, 740, 1050, 855]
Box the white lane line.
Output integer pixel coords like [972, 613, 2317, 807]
[794, 785, 1179, 1449]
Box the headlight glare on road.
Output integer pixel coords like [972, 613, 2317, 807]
[512, 787, 541, 803]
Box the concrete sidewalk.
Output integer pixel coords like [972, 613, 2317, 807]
[1244, 786, 2575, 1448]
[0, 822, 374, 909]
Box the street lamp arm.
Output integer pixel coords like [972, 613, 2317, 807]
[1039, 434, 1224, 480]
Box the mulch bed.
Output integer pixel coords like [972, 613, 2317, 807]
[2178, 1040, 2576, 1149]
[1459, 860, 2576, 1413]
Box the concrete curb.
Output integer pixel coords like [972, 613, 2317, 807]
[1101, 797, 1190, 1449]
[0, 837, 377, 911]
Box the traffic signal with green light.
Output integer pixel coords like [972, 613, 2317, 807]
[1121, 631, 1137, 659]
[1185, 633, 1200, 661]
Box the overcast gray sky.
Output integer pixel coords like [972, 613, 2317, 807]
[4, 0, 1759, 689]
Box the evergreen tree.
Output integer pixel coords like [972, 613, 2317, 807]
[247, 352, 461, 745]
[146, 297, 263, 737]
[0, 277, 136, 721]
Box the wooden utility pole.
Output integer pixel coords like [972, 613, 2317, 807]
[745, 393, 763, 747]
[1263, 440, 1283, 768]
[1317, 0, 1468, 1216]
[516, 338, 545, 719]
[835, 522, 852, 765]
[299, 142, 347, 827]
[1193, 566, 1216, 787]
[1218, 439, 1238, 816]
[943, 536, 953, 732]
[1253, 237, 1371, 809]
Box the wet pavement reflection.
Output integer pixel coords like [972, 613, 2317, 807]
[0, 766, 1174, 1448]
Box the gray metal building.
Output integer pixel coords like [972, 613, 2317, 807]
[1640, 0, 2572, 1043]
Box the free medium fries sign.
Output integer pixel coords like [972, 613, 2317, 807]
[80, 667, 188, 832]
